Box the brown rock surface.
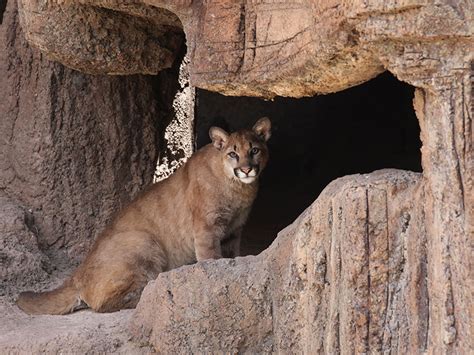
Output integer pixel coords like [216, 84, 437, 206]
[18, 1, 183, 75]
[0, 0, 180, 267]
[20, 0, 472, 97]
[0, 193, 49, 297]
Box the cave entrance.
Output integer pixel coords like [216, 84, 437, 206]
[195, 72, 422, 255]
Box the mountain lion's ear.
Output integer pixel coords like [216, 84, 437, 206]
[252, 117, 271, 142]
[209, 127, 229, 150]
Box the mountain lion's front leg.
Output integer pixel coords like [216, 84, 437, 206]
[193, 222, 224, 261]
[222, 228, 242, 258]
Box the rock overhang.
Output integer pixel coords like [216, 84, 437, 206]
[19, 0, 473, 97]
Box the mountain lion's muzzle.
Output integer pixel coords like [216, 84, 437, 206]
[234, 165, 259, 183]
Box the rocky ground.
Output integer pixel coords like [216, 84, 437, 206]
[1, 268, 150, 354]
[0, 299, 142, 354]
[0, 198, 146, 354]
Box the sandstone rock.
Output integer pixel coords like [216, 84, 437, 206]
[130, 170, 426, 353]
[0, 0, 180, 266]
[18, 1, 183, 74]
[20, 0, 472, 97]
[0, 193, 49, 297]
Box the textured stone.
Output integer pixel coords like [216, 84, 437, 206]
[18, 1, 183, 74]
[0, 0, 179, 267]
[0, 193, 49, 297]
[20, 0, 473, 98]
[0, 301, 147, 354]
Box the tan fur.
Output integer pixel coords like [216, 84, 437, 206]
[17, 118, 271, 315]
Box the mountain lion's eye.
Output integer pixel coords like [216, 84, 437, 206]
[250, 147, 260, 155]
[228, 151, 238, 159]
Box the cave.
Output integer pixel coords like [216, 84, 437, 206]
[195, 72, 421, 255]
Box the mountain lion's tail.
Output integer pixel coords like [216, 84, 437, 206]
[16, 280, 82, 315]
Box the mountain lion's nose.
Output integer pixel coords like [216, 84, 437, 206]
[240, 167, 252, 174]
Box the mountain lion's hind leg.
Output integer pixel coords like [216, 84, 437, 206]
[79, 231, 166, 312]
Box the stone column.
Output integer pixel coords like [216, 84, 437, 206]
[414, 67, 472, 352]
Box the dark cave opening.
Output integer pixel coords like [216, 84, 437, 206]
[195, 72, 422, 255]
[0, 0, 6, 25]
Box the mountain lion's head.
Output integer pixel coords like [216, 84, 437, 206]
[209, 117, 271, 184]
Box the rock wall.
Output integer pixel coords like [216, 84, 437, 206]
[2, 0, 472, 353]
[0, 0, 183, 282]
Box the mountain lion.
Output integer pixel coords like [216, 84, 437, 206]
[17, 117, 271, 315]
